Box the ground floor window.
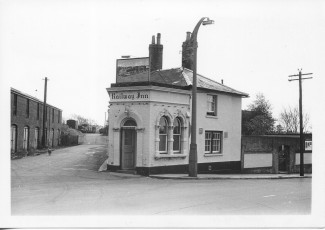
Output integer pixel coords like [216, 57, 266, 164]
[11, 125, 17, 153]
[157, 116, 184, 155]
[205, 131, 222, 154]
[159, 116, 168, 153]
[34, 127, 40, 149]
[23, 126, 29, 150]
[173, 118, 181, 153]
[50, 128, 54, 147]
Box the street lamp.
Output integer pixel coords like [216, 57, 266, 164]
[189, 17, 214, 177]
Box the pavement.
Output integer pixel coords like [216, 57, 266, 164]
[149, 173, 312, 180]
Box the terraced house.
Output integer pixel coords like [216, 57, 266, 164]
[10, 88, 63, 155]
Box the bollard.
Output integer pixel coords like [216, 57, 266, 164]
[48, 148, 52, 156]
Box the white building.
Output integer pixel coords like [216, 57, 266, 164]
[106, 33, 248, 175]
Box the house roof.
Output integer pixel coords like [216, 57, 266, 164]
[11, 87, 62, 111]
[114, 67, 248, 97]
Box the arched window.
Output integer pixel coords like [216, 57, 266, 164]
[11, 125, 17, 153]
[173, 118, 181, 153]
[159, 117, 168, 153]
[23, 126, 29, 150]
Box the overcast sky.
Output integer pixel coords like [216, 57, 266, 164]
[1, 0, 324, 127]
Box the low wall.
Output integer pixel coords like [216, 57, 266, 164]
[295, 152, 312, 165]
[242, 134, 312, 174]
[244, 153, 272, 168]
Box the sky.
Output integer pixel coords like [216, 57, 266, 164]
[1, 0, 324, 128]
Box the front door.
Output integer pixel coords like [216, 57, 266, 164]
[121, 129, 136, 170]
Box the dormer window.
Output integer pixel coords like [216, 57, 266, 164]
[207, 95, 217, 116]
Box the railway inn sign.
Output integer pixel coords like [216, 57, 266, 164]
[109, 91, 149, 102]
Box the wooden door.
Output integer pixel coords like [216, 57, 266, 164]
[121, 129, 136, 169]
[278, 145, 290, 172]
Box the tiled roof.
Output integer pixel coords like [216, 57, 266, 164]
[182, 68, 248, 97]
[10, 87, 62, 111]
[115, 67, 248, 97]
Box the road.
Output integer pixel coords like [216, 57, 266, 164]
[11, 134, 311, 215]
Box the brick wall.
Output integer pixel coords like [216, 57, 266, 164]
[10, 89, 63, 153]
[241, 134, 312, 174]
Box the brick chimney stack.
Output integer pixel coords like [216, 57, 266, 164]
[149, 33, 163, 71]
[182, 31, 194, 70]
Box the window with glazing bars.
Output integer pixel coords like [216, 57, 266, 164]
[205, 131, 222, 154]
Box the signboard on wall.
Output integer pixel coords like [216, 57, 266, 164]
[116, 57, 150, 83]
[109, 91, 150, 102]
[305, 140, 312, 151]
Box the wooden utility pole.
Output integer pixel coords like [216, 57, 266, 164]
[288, 69, 313, 176]
[42, 77, 49, 148]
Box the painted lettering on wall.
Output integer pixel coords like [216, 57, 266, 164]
[110, 92, 149, 101]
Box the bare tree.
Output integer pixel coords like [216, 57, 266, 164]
[278, 106, 311, 133]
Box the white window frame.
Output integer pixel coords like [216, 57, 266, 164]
[159, 117, 168, 153]
[34, 127, 39, 149]
[207, 94, 217, 116]
[173, 118, 181, 153]
[11, 125, 17, 153]
[205, 131, 222, 154]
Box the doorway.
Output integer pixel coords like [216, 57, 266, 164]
[121, 129, 136, 170]
[278, 145, 290, 173]
[121, 119, 137, 170]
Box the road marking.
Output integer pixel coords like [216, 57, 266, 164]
[263, 195, 276, 198]
[62, 168, 90, 171]
[85, 152, 95, 156]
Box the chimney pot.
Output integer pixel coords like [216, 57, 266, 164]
[152, 35, 155, 44]
[157, 33, 161, 45]
[186, 32, 191, 41]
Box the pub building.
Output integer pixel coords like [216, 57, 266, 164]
[106, 33, 248, 176]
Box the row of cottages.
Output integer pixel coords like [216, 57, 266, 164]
[106, 33, 248, 176]
[11, 88, 63, 154]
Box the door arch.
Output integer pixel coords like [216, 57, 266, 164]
[121, 118, 137, 170]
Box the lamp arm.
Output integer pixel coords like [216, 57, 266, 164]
[191, 17, 209, 42]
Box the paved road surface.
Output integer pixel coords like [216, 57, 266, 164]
[11, 134, 311, 215]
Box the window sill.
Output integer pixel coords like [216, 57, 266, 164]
[155, 154, 187, 159]
[204, 153, 223, 157]
[205, 115, 218, 119]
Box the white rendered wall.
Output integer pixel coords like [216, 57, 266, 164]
[107, 86, 243, 168]
[243, 153, 273, 168]
[196, 93, 242, 163]
[295, 152, 312, 165]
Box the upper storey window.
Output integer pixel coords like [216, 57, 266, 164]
[207, 95, 217, 116]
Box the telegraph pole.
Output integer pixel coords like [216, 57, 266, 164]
[288, 69, 313, 176]
[42, 77, 49, 148]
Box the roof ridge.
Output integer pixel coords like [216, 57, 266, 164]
[11, 87, 62, 110]
[182, 68, 248, 96]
